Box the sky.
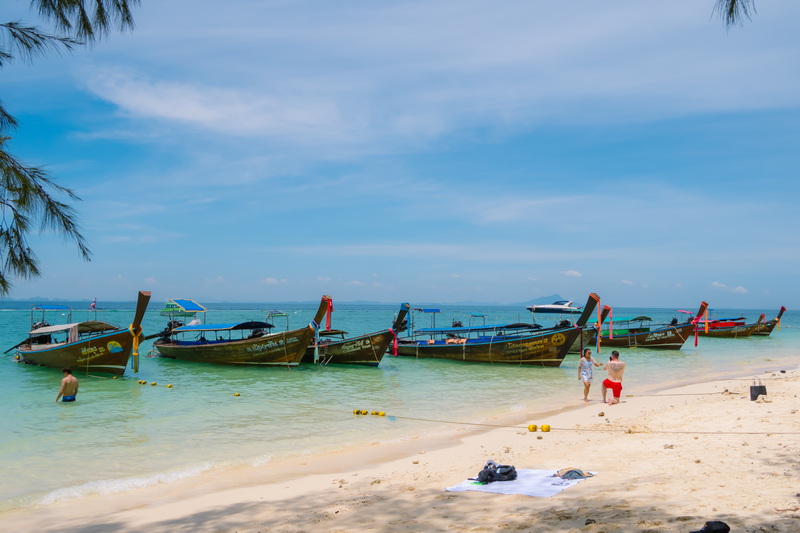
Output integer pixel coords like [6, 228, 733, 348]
[1, 1, 799, 308]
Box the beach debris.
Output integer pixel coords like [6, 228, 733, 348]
[689, 520, 730, 533]
[585, 519, 597, 525]
[412, 460, 419, 464]
[597, 412, 605, 417]
[663, 444, 675, 449]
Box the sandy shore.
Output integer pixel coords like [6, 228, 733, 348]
[3, 366, 800, 533]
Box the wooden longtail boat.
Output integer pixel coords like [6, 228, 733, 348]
[11, 291, 151, 376]
[752, 306, 786, 336]
[696, 311, 765, 339]
[594, 302, 708, 349]
[152, 297, 329, 366]
[302, 297, 409, 366]
[395, 293, 600, 367]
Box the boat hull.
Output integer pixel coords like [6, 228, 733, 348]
[696, 323, 758, 338]
[595, 322, 696, 350]
[395, 328, 580, 367]
[568, 329, 597, 353]
[154, 327, 314, 366]
[752, 320, 779, 336]
[303, 329, 396, 366]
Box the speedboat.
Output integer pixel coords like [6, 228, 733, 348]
[526, 300, 583, 314]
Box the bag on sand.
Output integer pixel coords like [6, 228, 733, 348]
[750, 377, 767, 401]
[474, 460, 517, 484]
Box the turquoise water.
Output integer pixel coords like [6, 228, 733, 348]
[0, 301, 796, 512]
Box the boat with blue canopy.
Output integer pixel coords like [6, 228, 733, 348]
[594, 302, 708, 349]
[152, 297, 328, 366]
[395, 293, 600, 366]
[160, 298, 206, 317]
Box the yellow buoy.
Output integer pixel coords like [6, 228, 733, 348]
[167, 384, 173, 388]
[378, 412, 386, 416]
[371, 410, 379, 415]
[112, 376, 117, 379]
[541, 424, 551, 432]
[353, 409, 360, 415]
[527, 424, 538, 432]
[151, 382, 157, 386]
[234, 393, 240, 396]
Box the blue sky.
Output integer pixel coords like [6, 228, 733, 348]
[2, 1, 799, 308]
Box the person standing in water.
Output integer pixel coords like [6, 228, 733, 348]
[578, 348, 602, 403]
[56, 367, 79, 402]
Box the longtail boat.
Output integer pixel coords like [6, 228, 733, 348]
[696, 311, 765, 338]
[151, 297, 328, 366]
[752, 306, 786, 336]
[302, 297, 409, 366]
[594, 302, 708, 349]
[11, 291, 151, 376]
[394, 293, 600, 366]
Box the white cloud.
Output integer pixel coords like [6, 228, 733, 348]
[621, 280, 634, 285]
[710, 281, 748, 294]
[561, 270, 582, 278]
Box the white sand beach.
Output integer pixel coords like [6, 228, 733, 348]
[3, 366, 799, 533]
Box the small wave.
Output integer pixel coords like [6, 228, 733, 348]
[37, 462, 219, 505]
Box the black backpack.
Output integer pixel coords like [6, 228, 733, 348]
[475, 464, 517, 483]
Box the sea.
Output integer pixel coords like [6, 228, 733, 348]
[0, 300, 796, 513]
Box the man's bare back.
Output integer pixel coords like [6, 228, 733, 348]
[604, 360, 626, 382]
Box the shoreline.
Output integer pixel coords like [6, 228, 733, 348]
[3, 361, 799, 532]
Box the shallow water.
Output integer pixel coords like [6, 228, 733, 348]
[0, 301, 795, 511]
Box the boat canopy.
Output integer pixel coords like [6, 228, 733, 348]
[167, 299, 207, 313]
[413, 308, 441, 313]
[29, 321, 119, 336]
[319, 329, 348, 337]
[171, 321, 274, 333]
[415, 322, 541, 335]
[610, 316, 652, 323]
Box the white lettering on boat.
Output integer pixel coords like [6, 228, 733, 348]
[245, 336, 300, 353]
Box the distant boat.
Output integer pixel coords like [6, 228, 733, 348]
[695, 311, 765, 339]
[752, 306, 786, 336]
[526, 300, 583, 314]
[302, 297, 410, 366]
[152, 297, 328, 366]
[10, 291, 151, 375]
[395, 293, 600, 366]
[160, 298, 206, 318]
[594, 302, 708, 349]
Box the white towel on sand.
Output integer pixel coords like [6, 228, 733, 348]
[445, 469, 594, 497]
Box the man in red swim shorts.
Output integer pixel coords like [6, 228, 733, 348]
[602, 351, 626, 405]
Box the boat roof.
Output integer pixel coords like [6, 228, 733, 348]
[171, 321, 273, 333]
[29, 321, 119, 336]
[415, 322, 542, 335]
[413, 308, 441, 313]
[166, 299, 207, 313]
[319, 329, 348, 337]
[610, 316, 652, 322]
